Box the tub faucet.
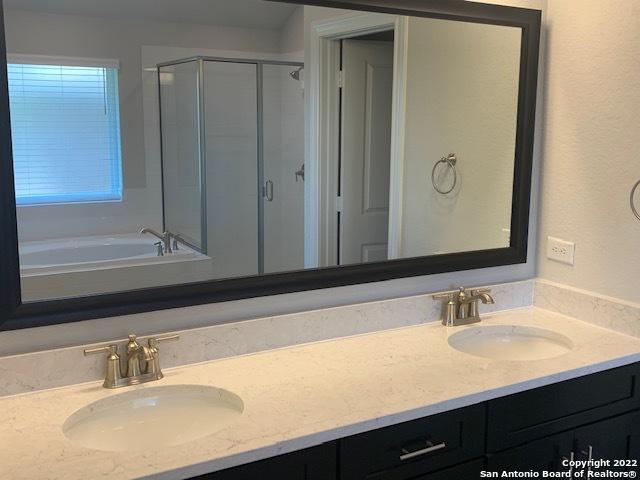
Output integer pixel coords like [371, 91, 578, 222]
[140, 227, 173, 254]
[433, 287, 495, 327]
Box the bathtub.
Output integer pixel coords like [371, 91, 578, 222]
[19, 234, 202, 276]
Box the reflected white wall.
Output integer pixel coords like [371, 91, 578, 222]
[401, 18, 521, 257]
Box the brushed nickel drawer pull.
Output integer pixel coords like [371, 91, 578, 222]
[400, 441, 447, 461]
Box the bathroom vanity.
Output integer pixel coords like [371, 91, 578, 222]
[204, 362, 640, 480]
[2, 307, 640, 480]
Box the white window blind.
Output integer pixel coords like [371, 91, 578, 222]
[7, 57, 123, 205]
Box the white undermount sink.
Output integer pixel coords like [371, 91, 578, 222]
[448, 325, 574, 361]
[63, 384, 244, 452]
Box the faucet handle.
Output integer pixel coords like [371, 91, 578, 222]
[172, 234, 182, 251]
[127, 334, 141, 348]
[432, 290, 457, 301]
[84, 344, 123, 388]
[84, 344, 118, 356]
[432, 291, 459, 326]
[146, 335, 179, 380]
[148, 334, 180, 347]
[154, 241, 164, 256]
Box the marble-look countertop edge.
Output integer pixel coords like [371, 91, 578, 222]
[151, 351, 640, 480]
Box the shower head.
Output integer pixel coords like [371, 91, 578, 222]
[290, 66, 304, 81]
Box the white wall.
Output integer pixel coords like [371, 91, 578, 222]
[401, 17, 520, 257]
[5, 8, 284, 241]
[280, 6, 304, 55]
[537, 0, 640, 303]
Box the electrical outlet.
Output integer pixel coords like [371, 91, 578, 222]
[547, 236, 575, 265]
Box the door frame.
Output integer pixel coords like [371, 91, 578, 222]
[306, 12, 408, 267]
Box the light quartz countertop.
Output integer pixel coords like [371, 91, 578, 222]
[2, 307, 640, 480]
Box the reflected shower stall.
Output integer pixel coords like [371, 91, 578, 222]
[158, 57, 305, 279]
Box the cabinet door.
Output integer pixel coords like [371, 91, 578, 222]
[573, 411, 640, 474]
[355, 459, 484, 480]
[486, 431, 574, 472]
[192, 443, 337, 480]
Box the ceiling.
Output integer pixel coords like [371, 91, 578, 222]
[3, 0, 300, 30]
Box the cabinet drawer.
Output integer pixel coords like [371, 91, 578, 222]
[487, 363, 640, 452]
[340, 404, 485, 480]
[413, 459, 485, 480]
[193, 443, 337, 480]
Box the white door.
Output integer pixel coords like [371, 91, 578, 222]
[340, 39, 394, 265]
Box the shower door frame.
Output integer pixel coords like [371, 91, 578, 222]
[157, 56, 304, 273]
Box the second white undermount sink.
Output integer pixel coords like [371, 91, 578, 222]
[448, 325, 574, 361]
[63, 384, 244, 452]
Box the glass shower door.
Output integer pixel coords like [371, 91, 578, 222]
[203, 61, 259, 278]
[158, 58, 304, 278]
[262, 63, 305, 274]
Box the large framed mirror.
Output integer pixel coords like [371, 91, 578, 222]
[0, 0, 540, 330]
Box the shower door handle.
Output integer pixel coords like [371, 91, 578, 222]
[263, 180, 274, 202]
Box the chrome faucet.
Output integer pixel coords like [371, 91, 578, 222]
[433, 287, 495, 327]
[84, 333, 179, 389]
[140, 227, 173, 254]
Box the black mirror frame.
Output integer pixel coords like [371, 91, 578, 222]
[0, 0, 540, 331]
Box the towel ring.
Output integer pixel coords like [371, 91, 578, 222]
[631, 179, 640, 222]
[431, 153, 457, 195]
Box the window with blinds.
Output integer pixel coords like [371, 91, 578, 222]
[7, 58, 123, 205]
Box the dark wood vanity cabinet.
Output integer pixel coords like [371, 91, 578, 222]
[573, 411, 640, 472]
[193, 442, 337, 480]
[486, 363, 640, 474]
[190, 364, 640, 480]
[488, 411, 640, 474]
[486, 431, 574, 472]
[486, 362, 640, 451]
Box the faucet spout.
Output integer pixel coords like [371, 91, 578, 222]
[125, 334, 144, 377]
[473, 292, 495, 305]
[139, 227, 163, 240]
